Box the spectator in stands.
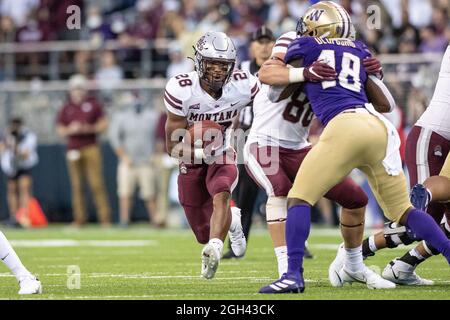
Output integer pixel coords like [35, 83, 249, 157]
[166, 41, 194, 78]
[266, 0, 298, 36]
[0, 118, 38, 227]
[95, 50, 124, 92]
[56, 74, 111, 227]
[406, 87, 428, 128]
[109, 92, 164, 228]
[83, 5, 115, 45]
[0, 0, 39, 28]
[419, 25, 448, 53]
[15, 9, 51, 79]
[0, 15, 16, 43]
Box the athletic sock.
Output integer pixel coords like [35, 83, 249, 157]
[399, 248, 426, 267]
[344, 245, 364, 273]
[0, 231, 31, 281]
[274, 246, 288, 278]
[286, 204, 311, 280]
[362, 236, 376, 258]
[208, 238, 224, 256]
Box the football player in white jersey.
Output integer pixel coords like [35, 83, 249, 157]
[0, 231, 42, 294]
[361, 45, 450, 285]
[164, 31, 260, 279]
[246, 31, 372, 278]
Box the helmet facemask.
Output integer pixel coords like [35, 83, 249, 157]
[195, 50, 235, 93]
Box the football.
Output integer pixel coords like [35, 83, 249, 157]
[186, 120, 224, 148]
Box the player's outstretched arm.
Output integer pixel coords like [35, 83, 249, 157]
[365, 75, 396, 113]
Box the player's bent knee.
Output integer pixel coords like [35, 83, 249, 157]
[341, 185, 368, 209]
[193, 225, 210, 244]
[266, 197, 287, 224]
[287, 197, 311, 209]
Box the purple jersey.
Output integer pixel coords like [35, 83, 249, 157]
[285, 37, 371, 125]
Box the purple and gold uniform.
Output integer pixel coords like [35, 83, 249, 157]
[285, 36, 371, 125]
[284, 37, 411, 221]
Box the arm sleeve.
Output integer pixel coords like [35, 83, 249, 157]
[163, 77, 187, 117]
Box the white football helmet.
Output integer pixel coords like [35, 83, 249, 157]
[193, 31, 237, 92]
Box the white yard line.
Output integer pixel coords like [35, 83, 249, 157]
[9, 240, 156, 247]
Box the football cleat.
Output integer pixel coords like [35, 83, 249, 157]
[382, 258, 434, 286]
[201, 243, 221, 280]
[228, 207, 247, 257]
[339, 266, 396, 289]
[259, 273, 305, 294]
[18, 275, 42, 295]
[410, 184, 431, 211]
[328, 243, 345, 287]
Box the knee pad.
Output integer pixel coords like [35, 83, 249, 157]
[266, 197, 287, 224]
[383, 222, 415, 248]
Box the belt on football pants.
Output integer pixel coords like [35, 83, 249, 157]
[341, 106, 370, 114]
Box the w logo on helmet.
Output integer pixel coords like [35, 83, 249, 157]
[307, 9, 325, 21]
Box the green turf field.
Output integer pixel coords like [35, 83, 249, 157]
[0, 225, 449, 300]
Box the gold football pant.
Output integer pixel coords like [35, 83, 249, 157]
[288, 112, 411, 222]
[440, 153, 450, 178]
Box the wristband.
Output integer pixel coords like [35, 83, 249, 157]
[288, 67, 305, 83]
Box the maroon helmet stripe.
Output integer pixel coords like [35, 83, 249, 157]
[165, 90, 182, 104]
[164, 94, 182, 110]
[275, 43, 289, 48]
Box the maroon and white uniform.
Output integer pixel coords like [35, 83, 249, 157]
[164, 70, 260, 243]
[245, 32, 367, 208]
[406, 45, 450, 185]
[405, 45, 450, 222]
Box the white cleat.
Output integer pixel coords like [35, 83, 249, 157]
[340, 266, 396, 289]
[228, 207, 247, 257]
[18, 275, 42, 295]
[201, 243, 221, 280]
[328, 243, 345, 287]
[382, 258, 434, 286]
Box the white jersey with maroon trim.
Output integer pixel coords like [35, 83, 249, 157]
[247, 31, 312, 150]
[164, 70, 259, 128]
[416, 45, 450, 140]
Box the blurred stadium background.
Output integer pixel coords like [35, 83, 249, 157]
[0, 0, 448, 225]
[0, 0, 449, 300]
